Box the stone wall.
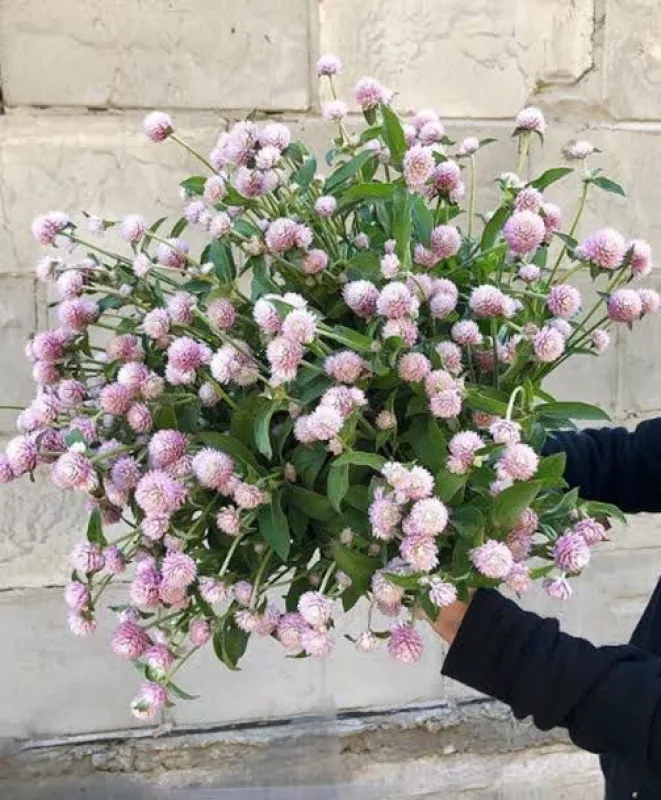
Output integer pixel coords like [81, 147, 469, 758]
[1, 0, 661, 796]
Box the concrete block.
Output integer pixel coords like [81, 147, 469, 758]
[0, 1, 310, 110]
[0, 278, 38, 425]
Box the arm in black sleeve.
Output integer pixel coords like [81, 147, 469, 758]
[543, 417, 661, 513]
[443, 589, 661, 775]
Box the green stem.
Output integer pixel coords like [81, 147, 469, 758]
[219, 534, 244, 578]
[506, 386, 525, 421]
[548, 179, 589, 283]
[170, 134, 216, 173]
[468, 155, 477, 240]
[320, 560, 337, 594]
[165, 644, 201, 683]
[251, 548, 273, 608]
[516, 133, 530, 177]
[67, 234, 132, 266]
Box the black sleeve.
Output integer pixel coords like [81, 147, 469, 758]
[443, 589, 661, 775]
[543, 417, 661, 513]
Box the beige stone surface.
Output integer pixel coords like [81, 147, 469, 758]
[0, 278, 39, 424]
[0, 1, 310, 111]
[319, 0, 594, 116]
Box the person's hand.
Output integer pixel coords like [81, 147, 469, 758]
[426, 595, 473, 645]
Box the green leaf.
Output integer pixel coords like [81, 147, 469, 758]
[331, 542, 380, 590]
[209, 240, 236, 282]
[582, 500, 627, 526]
[289, 486, 334, 522]
[590, 176, 626, 198]
[452, 506, 485, 541]
[180, 176, 206, 196]
[167, 681, 200, 701]
[408, 417, 447, 473]
[324, 151, 375, 193]
[480, 206, 509, 249]
[536, 452, 567, 482]
[170, 217, 188, 238]
[257, 491, 291, 560]
[412, 196, 434, 247]
[65, 430, 87, 449]
[393, 187, 413, 262]
[323, 325, 374, 353]
[250, 257, 279, 300]
[435, 469, 468, 502]
[290, 443, 327, 490]
[554, 231, 579, 249]
[492, 481, 542, 529]
[535, 401, 610, 422]
[86, 507, 106, 547]
[213, 620, 249, 671]
[195, 432, 262, 473]
[380, 104, 407, 162]
[98, 294, 125, 313]
[332, 451, 387, 470]
[338, 182, 395, 209]
[253, 399, 282, 459]
[465, 389, 509, 416]
[530, 564, 554, 580]
[292, 156, 317, 192]
[327, 463, 350, 512]
[530, 167, 573, 190]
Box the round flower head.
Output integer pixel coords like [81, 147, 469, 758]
[259, 123, 291, 151]
[355, 631, 380, 653]
[216, 505, 241, 536]
[573, 518, 607, 546]
[387, 623, 424, 664]
[565, 140, 595, 160]
[6, 436, 38, 475]
[505, 564, 532, 596]
[323, 100, 349, 122]
[206, 298, 236, 330]
[429, 580, 458, 608]
[281, 308, 317, 344]
[503, 211, 546, 256]
[371, 571, 405, 606]
[325, 350, 367, 384]
[301, 627, 335, 657]
[400, 533, 438, 572]
[451, 320, 483, 346]
[498, 443, 539, 481]
[489, 419, 521, 445]
[156, 237, 189, 269]
[189, 619, 211, 647]
[120, 214, 147, 243]
[143, 111, 173, 142]
[448, 431, 484, 471]
[343, 280, 379, 318]
[276, 612, 306, 654]
[578, 228, 627, 270]
[544, 576, 573, 601]
[436, 341, 463, 374]
[403, 144, 434, 189]
[68, 612, 97, 637]
[469, 285, 511, 318]
[302, 248, 329, 275]
[514, 187, 543, 213]
[111, 621, 151, 660]
[354, 76, 390, 109]
[131, 681, 168, 721]
[126, 403, 153, 434]
[144, 644, 175, 678]
[430, 225, 461, 260]
[553, 533, 590, 573]
[233, 481, 267, 510]
[405, 497, 449, 536]
[629, 240, 653, 276]
[608, 288, 642, 323]
[419, 120, 445, 145]
[265, 217, 298, 254]
[298, 591, 333, 628]
[533, 326, 565, 362]
[515, 106, 546, 133]
[314, 196, 337, 217]
[135, 471, 187, 517]
[592, 329, 611, 353]
[51, 451, 96, 491]
[471, 540, 514, 579]
[64, 581, 90, 612]
[429, 389, 462, 419]
[639, 288, 661, 316]
[429, 291, 457, 320]
[541, 202, 562, 238]
[458, 136, 479, 156]
[103, 546, 126, 575]
[198, 577, 231, 605]
[368, 494, 402, 540]
[431, 160, 462, 196]
[398, 352, 431, 382]
[382, 317, 419, 346]
[192, 448, 235, 491]
[148, 430, 188, 469]
[32, 211, 70, 245]
[548, 284, 582, 318]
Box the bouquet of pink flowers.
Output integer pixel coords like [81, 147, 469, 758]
[2, 54, 655, 720]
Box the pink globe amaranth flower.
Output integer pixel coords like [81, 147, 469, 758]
[629, 239, 653, 277]
[498, 443, 539, 481]
[103, 545, 126, 575]
[371, 571, 405, 606]
[458, 136, 479, 156]
[565, 140, 595, 160]
[255, 605, 281, 637]
[168, 337, 211, 374]
[573, 518, 607, 546]
[469, 285, 511, 318]
[541, 202, 562, 238]
[471, 540, 514, 579]
[32, 330, 66, 362]
[639, 288, 661, 315]
[298, 591, 333, 628]
[143, 111, 173, 142]
[199, 381, 220, 407]
[135, 471, 187, 518]
[435, 341, 463, 375]
[235, 609, 259, 633]
[325, 350, 367, 384]
[407, 273, 435, 299]
[449, 431, 484, 471]
[31, 211, 70, 245]
[404, 466, 435, 501]
[381, 462, 411, 493]
[206, 298, 236, 331]
[253, 297, 281, 334]
[68, 611, 97, 637]
[0, 455, 14, 484]
[156, 237, 189, 269]
[58, 298, 99, 332]
[70, 416, 98, 445]
[323, 99, 349, 122]
[117, 362, 149, 397]
[354, 631, 380, 653]
[489, 419, 522, 446]
[188, 619, 211, 647]
[544, 576, 573, 601]
[403, 144, 434, 189]
[126, 403, 153, 434]
[119, 214, 147, 243]
[314, 196, 337, 217]
[406, 497, 449, 537]
[301, 626, 335, 657]
[429, 389, 462, 419]
[148, 430, 188, 469]
[294, 224, 313, 250]
[553, 532, 590, 573]
[515, 106, 546, 133]
[316, 53, 342, 76]
[429, 580, 458, 608]
[259, 122, 291, 151]
[506, 530, 533, 562]
[592, 329, 611, 355]
[398, 352, 431, 382]
[265, 217, 299, 254]
[608, 288, 643, 323]
[305, 405, 345, 442]
[549, 318, 573, 339]
[429, 292, 457, 320]
[412, 109, 439, 130]
[376, 283, 417, 319]
[413, 244, 437, 269]
[161, 551, 197, 589]
[132, 252, 152, 278]
[51, 451, 95, 491]
[431, 160, 461, 195]
[578, 228, 627, 270]
[203, 174, 227, 204]
[56, 270, 85, 299]
[144, 644, 175, 678]
[198, 577, 231, 605]
[343, 280, 379, 318]
[64, 581, 90, 612]
[548, 284, 582, 319]
[281, 308, 317, 344]
[514, 187, 543, 213]
[111, 621, 151, 660]
[430, 225, 461, 260]
[380, 253, 400, 280]
[6, 435, 38, 475]
[216, 505, 241, 536]
[267, 334, 304, 376]
[208, 211, 232, 241]
[35, 255, 59, 282]
[130, 568, 161, 608]
[505, 563, 532, 595]
[518, 264, 541, 284]
[369, 495, 402, 540]
[400, 533, 439, 571]
[233, 481, 267, 510]
[233, 580, 253, 607]
[382, 317, 419, 346]
[131, 681, 168, 721]
[503, 211, 546, 256]
[419, 120, 445, 145]
[143, 308, 170, 340]
[354, 76, 390, 109]
[98, 383, 132, 416]
[319, 385, 366, 417]
[533, 326, 565, 362]
[192, 448, 235, 491]
[388, 623, 424, 664]
[451, 320, 483, 346]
